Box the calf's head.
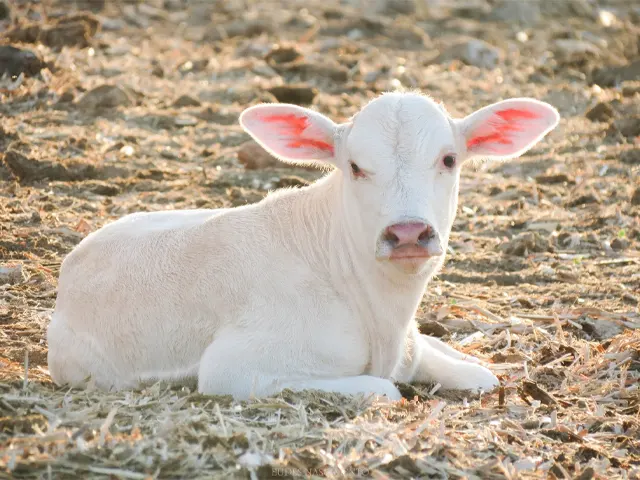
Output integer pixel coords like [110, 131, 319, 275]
[240, 93, 559, 275]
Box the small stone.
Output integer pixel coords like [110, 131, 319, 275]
[592, 59, 640, 88]
[382, 0, 417, 15]
[0, 0, 11, 21]
[2, 13, 100, 48]
[90, 182, 120, 196]
[265, 45, 302, 65]
[418, 321, 450, 338]
[277, 62, 348, 82]
[323, 9, 344, 20]
[452, 1, 492, 19]
[268, 85, 317, 106]
[164, 0, 185, 11]
[57, 90, 75, 103]
[252, 63, 278, 78]
[100, 17, 125, 31]
[274, 176, 309, 189]
[566, 193, 600, 207]
[205, 19, 273, 42]
[75, 0, 106, 12]
[500, 231, 550, 256]
[237, 141, 278, 170]
[226, 186, 265, 207]
[621, 81, 640, 97]
[613, 116, 640, 138]
[0, 45, 45, 78]
[578, 317, 623, 340]
[632, 187, 640, 205]
[621, 149, 640, 165]
[0, 264, 24, 285]
[535, 173, 574, 185]
[585, 102, 614, 122]
[437, 39, 502, 69]
[610, 238, 629, 251]
[44, 15, 100, 47]
[174, 116, 198, 127]
[152, 64, 164, 78]
[173, 94, 201, 108]
[490, 0, 541, 26]
[178, 59, 209, 74]
[554, 39, 600, 60]
[76, 84, 134, 110]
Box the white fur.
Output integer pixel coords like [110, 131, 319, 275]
[47, 92, 559, 400]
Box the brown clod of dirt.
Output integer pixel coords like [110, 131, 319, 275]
[237, 141, 317, 171]
[268, 85, 318, 105]
[265, 44, 303, 65]
[435, 39, 502, 69]
[274, 176, 310, 189]
[418, 321, 450, 338]
[76, 84, 135, 111]
[88, 181, 120, 196]
[566, 192, 600, 207]
[535, 173, 575, 185]
[226, 186, 265, 207]
[3, 13, 100, 48]
[621, 81, 640, 97]
[620, 149, 640, 165]
[395, 382, 434, 402]
[1, 149, 99, 183]
[0, 1, 10, 21]
[173, 94, 202, 108]
[237, 141, 278, 170]
[205, 19, 273, 42]
[178, 59, 209, 74]
[585, 101, 614, 122]
[0, 46, 45, 78]
[592, 59, 640, 87]
[610, 238, 629, 251]
[612, 116, 640, 139]
[500, 231, 550, 256]
[274, 62, 349, 82]
[383, 0, 417, 15]
[520, 380, 559, 406]
[632, 187, 640, 206]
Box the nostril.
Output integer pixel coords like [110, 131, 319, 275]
[418, 226, 433, 243]
[383, 229, 400, 247]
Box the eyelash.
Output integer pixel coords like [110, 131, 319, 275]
[349, 161, 367, 179]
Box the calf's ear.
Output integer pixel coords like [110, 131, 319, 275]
[240, 104, 337, 168]
[457, 99, 560, 161]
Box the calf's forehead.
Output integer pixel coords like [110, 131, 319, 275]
[346, 94, 455, 166]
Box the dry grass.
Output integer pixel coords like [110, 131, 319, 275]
[2, 307, 638, 479]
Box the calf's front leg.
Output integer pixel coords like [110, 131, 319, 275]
[394, 325, 499, 392]
[198, 330, 402, 401]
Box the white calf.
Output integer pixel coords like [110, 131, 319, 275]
[47, 91, 559, 400]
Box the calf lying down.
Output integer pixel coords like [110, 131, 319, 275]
[48, 92, 559, 400]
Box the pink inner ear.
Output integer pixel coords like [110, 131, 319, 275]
[466, 108, 541, 150]
[263, 114, 334, 153]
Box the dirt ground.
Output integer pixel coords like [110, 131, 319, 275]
[1, 0, 639, 478]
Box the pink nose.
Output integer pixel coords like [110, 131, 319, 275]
[384, 222, 433, 247]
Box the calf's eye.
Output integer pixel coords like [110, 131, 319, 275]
[350, 161, 366, 179]
[442, 155, 456, 169]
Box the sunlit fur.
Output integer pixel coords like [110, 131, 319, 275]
[48, 92, 559, 400]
